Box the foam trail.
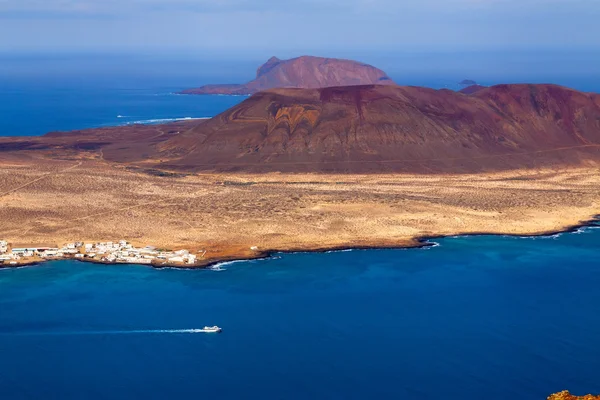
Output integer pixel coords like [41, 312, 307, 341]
[125, 117, 210, 125]
[1, 328, 208, 336]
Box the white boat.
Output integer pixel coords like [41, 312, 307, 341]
[200, 326, 222, 333]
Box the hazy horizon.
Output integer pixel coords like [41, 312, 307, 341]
[1, 0, 599, 91]
[1, 49, 600, 93]
[1, 0, 599, 52]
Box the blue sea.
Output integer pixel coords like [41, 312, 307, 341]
[0, 78, 247, 137]
[1, 226, 600, 399]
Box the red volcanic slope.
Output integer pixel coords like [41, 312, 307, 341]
[155, 84, 600, 173]
[3, 83, 599, 174]
[180, 56, 395, 95]
[459, 84, 487, 95]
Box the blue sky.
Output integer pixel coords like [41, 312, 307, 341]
[0, 0, 599, 52]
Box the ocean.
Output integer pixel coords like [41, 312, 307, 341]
[1, 225, 599, 399]
[0, 78, 247, 137]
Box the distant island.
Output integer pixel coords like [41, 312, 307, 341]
[180, 55, 396, 95]
[459, 79, 478, 85]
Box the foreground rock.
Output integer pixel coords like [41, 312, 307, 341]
[180, 56, 395, 95]
[548, 390, 600, 400]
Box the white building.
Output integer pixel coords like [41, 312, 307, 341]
[40, 250, 59, 258]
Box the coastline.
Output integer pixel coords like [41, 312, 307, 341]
[2, 160, 600, 273]
[3, 215, 598, 271]
[200, 214, 600, 270]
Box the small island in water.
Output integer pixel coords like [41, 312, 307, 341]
[179, 55, 396, 95]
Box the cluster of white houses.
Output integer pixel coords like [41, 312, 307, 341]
[0, 240, 200, 266]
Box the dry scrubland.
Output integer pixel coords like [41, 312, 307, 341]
[0, 158, 599, 266]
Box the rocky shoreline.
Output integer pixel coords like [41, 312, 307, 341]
[548, 391, 600, 400]
[3, 216, 597, 271]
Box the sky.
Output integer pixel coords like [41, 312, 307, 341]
[0, 0, 599, 53]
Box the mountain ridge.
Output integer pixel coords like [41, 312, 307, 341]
[160, 83, 600, 172]
[3, 83, 600, 174]
[180, 55, 395, 95]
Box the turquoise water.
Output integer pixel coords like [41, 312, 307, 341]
[1, 224, 599, 399]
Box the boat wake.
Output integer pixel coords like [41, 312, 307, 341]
[1, 328, 214, 336]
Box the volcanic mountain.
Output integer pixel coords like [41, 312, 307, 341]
[3, 83, 600, 174]
[157, 84, 600, 173]
[180, 56, 395, 95]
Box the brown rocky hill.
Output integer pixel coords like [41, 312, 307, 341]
[180, 56, 395, 95]
[153, 83, 600, 173]
[3, 83, 600, 174]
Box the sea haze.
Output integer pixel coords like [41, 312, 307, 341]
[1, 224, 599, 399]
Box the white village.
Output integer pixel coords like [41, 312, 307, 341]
[0, 239, 202, 267]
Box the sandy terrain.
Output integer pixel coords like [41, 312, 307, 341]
[0, 158, 599, 267]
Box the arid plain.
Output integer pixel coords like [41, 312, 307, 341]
[1, 154, 599, 267]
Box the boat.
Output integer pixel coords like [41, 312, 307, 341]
[200, 326, 222, 333]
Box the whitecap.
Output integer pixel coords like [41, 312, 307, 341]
[421, 241, 441, 249]
[208, 259, 250, 270]
[324, 248, 354, 254]
[124, 117, 210, 125]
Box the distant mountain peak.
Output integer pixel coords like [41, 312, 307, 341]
[257, 56, 284, 78]
[180, 55, 396, 95]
